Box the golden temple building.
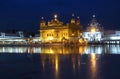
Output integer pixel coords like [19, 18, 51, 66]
[40, 14, 83, 44]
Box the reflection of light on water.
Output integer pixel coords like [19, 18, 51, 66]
[78, 56, 81, 70]
[72, 57, 76, 71]
[79, 46, 84, 54]
[0, 45, 120, 54]
[42, 47, 55, 54]
[109, 45, 120, 54]
[0, 47, 28, 53]
[3, 47, 5, 52]
[96, 46, 102, 54]
[85, 46, 103, 54]
[91, 53, 96, 60]
[105, 45, 120, 54]
[10, 47, 13, 53]
[40, 54, 60, 78]
[55, 55, 59, 74]
[91, 53, 96, 68]
[84, 46, 89, 54]
[19, 48, 23, 53]
[90, 53, 97, 79]
[50, 48, 54, 54]
[41, 56, 46, 71]
[34, 47, 41, 53]
[29, 47, 33, 53]
[71, 55, 81, 72]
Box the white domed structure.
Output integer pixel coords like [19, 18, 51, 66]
[83, 15, 103, 42]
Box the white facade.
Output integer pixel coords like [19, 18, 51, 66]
[103, 31, 120, 41]
[83, 15, 103, 42]
[0, 31, 24, 39]
[0, 31, 27, 44]
[83, 32, 102, 42]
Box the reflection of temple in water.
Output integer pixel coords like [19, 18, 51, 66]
[40, 51, 102, 79]
[40, 54, 82, 77]
[40, 45, 103, 54]
[0, 45, 120, 54]
[40, 46, 81, 54]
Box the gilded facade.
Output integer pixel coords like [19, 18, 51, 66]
[40, 14, 83, 43]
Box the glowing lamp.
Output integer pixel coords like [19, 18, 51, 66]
[54, 14, 57, 19]
[49, 37, 53, 40]
[91, 28, 96, 32]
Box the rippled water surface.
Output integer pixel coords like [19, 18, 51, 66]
[0, 45, 120, 79]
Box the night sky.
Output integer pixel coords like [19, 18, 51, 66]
[0, 0, 120, 32]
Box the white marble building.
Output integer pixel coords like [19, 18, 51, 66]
[83, 15, 103, 42]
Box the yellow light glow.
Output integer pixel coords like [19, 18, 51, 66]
[90, 53, 97, 78]
[91, 53, 96, 60]
[49, 48, 54, 54]
[44, 47, 54, 54]
[72, 33, 74, 36]
[91, 28, 96, 32]
[90, 28, 96, 32]
[49, 37, 53, 40]
[79, 38, 83, 44]
[55, 55, 58, 73]
[79, 46, 84, 54]
[90, 53, 96, 69]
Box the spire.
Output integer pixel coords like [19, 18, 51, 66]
[89, 15, 100, 31]
[71, 13, 75, 24]
[41, 17, 44, 20]
[48, 14, 63, 26]
[72, 13, 75, 17]
[90, 15, 98, 25]
[40, 16, 46, 27]
[54, 14, 58, 21]
[41, 17, 45, 22]
[92, 15, 96, 18]
[76, 16, 80, 25]
[92, 15, 97, 22]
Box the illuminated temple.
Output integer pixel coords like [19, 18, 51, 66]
[40, 14, 83, 44]
[0, 14, 120, 45]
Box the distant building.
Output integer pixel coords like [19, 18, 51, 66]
[102, 30, 120, 44]
[0, 31, 26, 44]
[0, 31, 24, 39]
[31, 34, 40, 44]
[40, 14, 83, 43]
[83, 15, 103, 42]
